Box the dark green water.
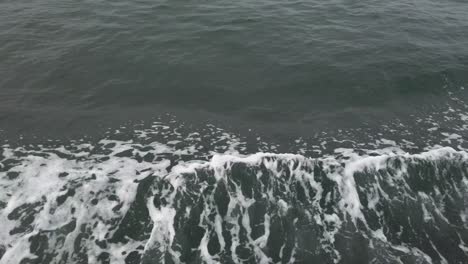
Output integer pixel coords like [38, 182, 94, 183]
[1, 0, 468, 132]
[1, 1, 468, 263]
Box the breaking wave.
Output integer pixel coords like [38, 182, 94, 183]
[1, 130, 467, 264]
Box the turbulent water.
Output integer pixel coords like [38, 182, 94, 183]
[1, 112, 468, 264]
[1, 0, 468, 263]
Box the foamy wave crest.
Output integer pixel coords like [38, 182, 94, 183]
[1, 137, 467, 264]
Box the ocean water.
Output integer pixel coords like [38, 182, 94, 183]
[1, 0, 468, 263]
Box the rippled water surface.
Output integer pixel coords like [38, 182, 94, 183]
[1, 0, 468, 122]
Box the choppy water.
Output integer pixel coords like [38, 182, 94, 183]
[1, 0, 468, 263]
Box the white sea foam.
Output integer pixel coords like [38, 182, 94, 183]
[1, 114, 468, 263]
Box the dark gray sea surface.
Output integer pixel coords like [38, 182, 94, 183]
[1, 0, 468, 263]
[1, 0, 468, 132]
